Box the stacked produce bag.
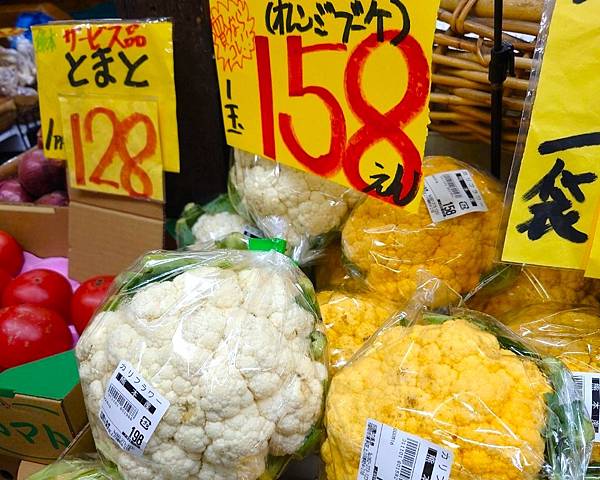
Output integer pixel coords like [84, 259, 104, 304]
[75, 249, 327, 480]
[33, 151, 600, 480]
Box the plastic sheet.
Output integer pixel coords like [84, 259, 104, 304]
[314, 242, 349, 291]
[229, 149, 361, 265]
[322, 292, 593, 479]
[76, 250, 328, 480]
[503, 302, 600, 466]
[175, 195, 261, 250]
[341, 156, 504, 302]
[317, 284, 398, 373]
[28, 457, 121, 480]
[466, 264, 600, 317]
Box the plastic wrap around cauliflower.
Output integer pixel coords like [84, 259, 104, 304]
[323, 307, 593, 480]
[229, 149, 361, 264]
[176, 195, 256, 250]
[76, 250, 328, 480]
[341, 156, 503, 301]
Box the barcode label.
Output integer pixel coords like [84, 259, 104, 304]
[399, 438, 419, 480]
[573, 372, 600, 442]
[357, 419, 453, 480]
[107, 384, 139, 420]
[99, 360, 170, 456]
[423, 170, 487, 223]
[441, 174, 462, 198]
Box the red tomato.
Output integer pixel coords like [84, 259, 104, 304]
[2, 269, 72, 320]
[71, 275, 114, 334]
[0, 304, 72, 370]
[0, 269, 11, 298]
[0, 231, 23, 276]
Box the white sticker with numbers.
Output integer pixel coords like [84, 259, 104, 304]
[99, 360, 170, 456]
[572, 372, 600, 442]
[423, 169, 488, 223]
[357, 419, 453, 480]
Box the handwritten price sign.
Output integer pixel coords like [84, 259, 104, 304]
[209, 0, 439, 208]
[32, 21, 179, 174]
[501, 0, 600, 277]
[59, 96, 164, 201]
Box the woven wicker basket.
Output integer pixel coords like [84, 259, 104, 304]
[432, 0, 543, 150]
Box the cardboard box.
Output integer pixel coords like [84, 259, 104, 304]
[67, 185, 164, 281]
[0, 351, 87, 464]
[0, 152, 69, 258]
[13, 425, 96, 479]
[0, 455, 20, 480]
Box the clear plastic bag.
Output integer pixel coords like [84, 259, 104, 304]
[503, 302, 600, 467]
[466, 264, 600, 317]
[317, 283, 399, 373]
[229, 148, 362, 265]
[28, 457, 122, 480]
[76, 250, 328, 480]
[341, 156, 504, 303]
[314, 242, 350, 291]
[175, 194, 262, 250]
[322, 292, 593, 479]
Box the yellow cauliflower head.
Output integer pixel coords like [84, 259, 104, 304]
[341, 156, 503, 301]
[322, 318, 553, 480]
[317, 289, 398, 373]
[504, 302, 600, 463]
[467, 265, 600, 317]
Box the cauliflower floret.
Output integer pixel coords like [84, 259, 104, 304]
[192, 211, 247, 244]
[77, 252, 327, 480]
[341, 156, 503, 302]
[322, 318, 566, 480]
[230, 149, 361, 263]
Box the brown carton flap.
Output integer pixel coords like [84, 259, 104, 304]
[69, 201, 164, 281]
[67, 186, 163, 220]
[0, 205, 68, 258]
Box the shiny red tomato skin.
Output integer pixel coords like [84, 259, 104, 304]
[0, 231, 23, 276]
[0, 304, 72, 370]
[0, 269, 11, 298]
[2, 269, 73, 320]
[71, 275, 114, 334]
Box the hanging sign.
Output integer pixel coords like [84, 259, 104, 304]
[58, 96, 164, 201]
[208, 0, 440, 209]
[32, 20, 180, 194]
[501, 0, 600, 275]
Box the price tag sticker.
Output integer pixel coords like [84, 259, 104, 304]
[59, 95, 164, 201]
[99, 360, 170, 456]
[423, 170, 487, 223]
[208, 0, 440, 210]
[357, 419, 453, 480]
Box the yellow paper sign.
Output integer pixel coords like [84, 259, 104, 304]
[59, 96, 164, 201]
[32, 21, 180, 173]
[209, 0, 439, 209]
[502, 0, 600, 272]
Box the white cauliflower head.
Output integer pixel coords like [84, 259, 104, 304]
[229, 149, 362, 264]
[191, 211, 247, 246]
[76, 250, 327, 480]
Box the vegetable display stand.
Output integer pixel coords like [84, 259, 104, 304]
[431, 0, 542, 151]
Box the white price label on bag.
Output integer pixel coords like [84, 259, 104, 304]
[357, 419, 453, 480]
[423, 170, 487, 223]
[573, 372, 600, 442]
[99, 360, 170, 456]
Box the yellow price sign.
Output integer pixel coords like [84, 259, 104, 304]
[32, 21, 180, 173]
[59, 96, 164, 201]
[209, 0, 439, 208]
[502, 0, 600, 274]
